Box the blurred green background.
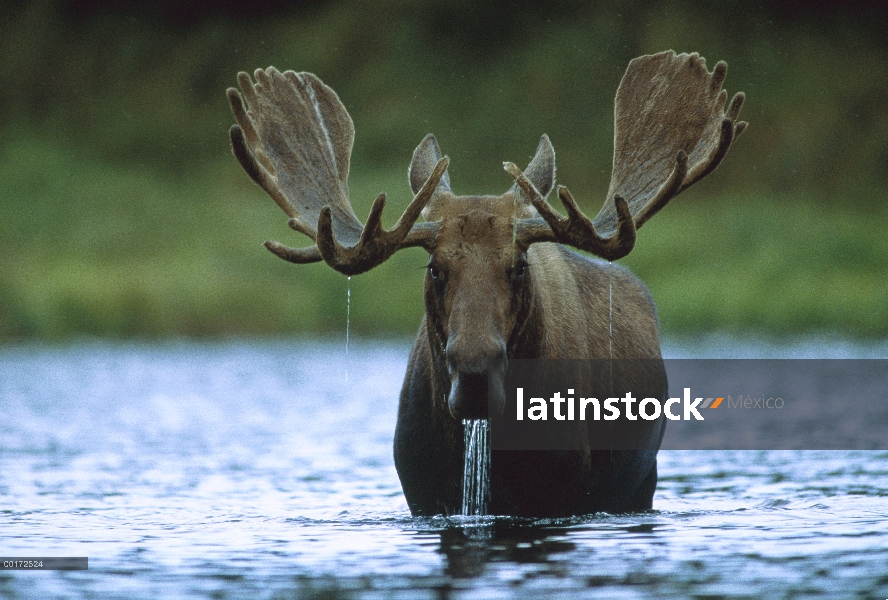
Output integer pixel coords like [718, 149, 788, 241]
[1, 0, 886, 341]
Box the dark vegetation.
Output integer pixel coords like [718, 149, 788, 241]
[1, 0, 886, 340]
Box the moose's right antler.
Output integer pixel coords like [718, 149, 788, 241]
[228, 68, 447, 275]
[509, 51, 747, 260]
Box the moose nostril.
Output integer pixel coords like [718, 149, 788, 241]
[458, 373, 487, 397]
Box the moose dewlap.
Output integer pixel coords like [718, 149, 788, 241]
[226, 50, 746, 517]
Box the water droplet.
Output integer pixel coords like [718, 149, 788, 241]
[346, 276, 351, 383]
[608, 262, 613, 395]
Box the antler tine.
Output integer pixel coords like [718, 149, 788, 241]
[402, 222, 443, 249]
[677, 88, 746, 192]
[229, 79, 273, 174]
[679, 117, 734, 192]
[228, 123, 301, 222]
[264, 241, 322, 264]
[229, 113, 321, 262]
[316, 157, 449, 275]
[727, 91, 745, 121]
[710, 61, 728, 93]
[391, 158, 449, 239]
[503, 162, 561, 231]
[634, 149, 688, 230]
[507, 162, 637, 260]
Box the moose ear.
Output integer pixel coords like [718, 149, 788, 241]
[515, 134, 555, 201]
[409, 134, 452, 195]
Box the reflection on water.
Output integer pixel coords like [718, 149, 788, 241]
[0, 339, 887, 598]
[436, 520, 577, 580]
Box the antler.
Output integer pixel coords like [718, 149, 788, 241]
[508, 51, 746, 260]
[228, 68, 447, 275]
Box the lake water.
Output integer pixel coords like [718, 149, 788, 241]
[1, 338, 887, 599]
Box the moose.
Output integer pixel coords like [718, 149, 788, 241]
[226, 51, 746, 516]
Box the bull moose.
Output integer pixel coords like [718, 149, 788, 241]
[226, 51, 746, 516]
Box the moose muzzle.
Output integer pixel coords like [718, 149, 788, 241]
[446, 339, 507, 420]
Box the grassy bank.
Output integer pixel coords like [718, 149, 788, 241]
[1, 133, 885, 341]
[1, 1, 886, 341]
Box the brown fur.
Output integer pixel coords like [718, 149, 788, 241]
[395, 187, 666, 515]
[226, 50, 746, 516]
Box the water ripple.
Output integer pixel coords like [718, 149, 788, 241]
[1, 340, 887, 599]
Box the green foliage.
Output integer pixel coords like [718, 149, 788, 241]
[1, 0, 886, 340]
[621, 195, 888, 337]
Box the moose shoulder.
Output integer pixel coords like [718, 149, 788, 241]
[226, 51, 746, 516]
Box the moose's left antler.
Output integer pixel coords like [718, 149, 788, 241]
[508, 51, 746, 260]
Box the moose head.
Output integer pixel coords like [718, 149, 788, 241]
[227, 51, 745, 516]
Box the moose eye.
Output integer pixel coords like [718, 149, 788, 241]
[510, 262, 528, 291]
[428, 264, 442, 280]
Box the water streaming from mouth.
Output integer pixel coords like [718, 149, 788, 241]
[461, 419, 490, 515]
